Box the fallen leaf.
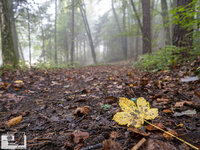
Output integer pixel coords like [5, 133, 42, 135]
[104, 96, 118, 104]
[110, 131, 118, 139]
[162, 109, 173, 113]
[128, 127, 150, 136]
[146, 123, 165, 131]
[146, 139, 177, 150]
[163, 129, 178, 140]
[173, 110, 197, 117]
[181, 76, 199, 82]
[5, 115, 22, 127]
[14, 80, 23, 84]
[102, 139, 122, 150]
[174, 101, 193, 107]
[176, 123, 184, 127]
[71, 130, 89, 144]
[194, 91, 200, 98]
[129, 84, 134, 88]
[74, 106, 90, 116]
[157, 98, 170, 103]
[140, 78, 148, 86]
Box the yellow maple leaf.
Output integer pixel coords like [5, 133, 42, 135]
[113, 97, 158, 128]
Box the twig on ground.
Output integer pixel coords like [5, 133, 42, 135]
[131, 138, 146, 150]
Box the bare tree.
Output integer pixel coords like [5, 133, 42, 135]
[70, 0, 75, 65]
[111, 0, 127, 59]
[79, 1, 97, 64]
[27, 8, 31, 66]
[161, 0, 171, 45]
[54, 0, 58, 64]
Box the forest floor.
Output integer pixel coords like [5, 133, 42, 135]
[0, 58, 200, 150]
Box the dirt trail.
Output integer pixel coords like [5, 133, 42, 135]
[0, 65, 199, 149]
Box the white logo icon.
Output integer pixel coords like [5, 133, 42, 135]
[1, 132, 27, 149]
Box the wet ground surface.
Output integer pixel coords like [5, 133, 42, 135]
[0, 61, 199, 150]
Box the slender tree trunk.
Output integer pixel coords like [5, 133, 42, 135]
[80, 2, 97, 64]
[122, 2, 128, 60]
[83, 38, 86, 62]
[70, 0, 75, 65]
[41, 26, 45, 62]
[0, 0, 18, 67]
[64, 32, 68, 63]
[27, 8, 31, 66]
[111, 0, 127, 59]
[18, 42, 24, 61]
[172, 0, 193, 48]
[161, 0, 171, 45]
[142, 0, 152, 54]
[130, 0, 143, 32]
[135, 29, 140, 61]
[54, 0, 58, 64]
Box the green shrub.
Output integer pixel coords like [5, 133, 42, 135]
[134, 46, 190, 72]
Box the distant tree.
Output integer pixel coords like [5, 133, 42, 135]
[141, 0, 151, 54]
[79, 1, 97, 64]
[111, 0, 128, 60]
[172, 0, 193, 48]
[70, 0, 75, 65]
[0, 0, 18, 67]
[27, 8, 31, 66]
[161, 0, 171, 45]
[54, 0, 58, 64]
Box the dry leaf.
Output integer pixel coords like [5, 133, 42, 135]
[147, 139, 177, 150]
[74, 106, 90, 116]
[110, 131, 118, 139]
[174, 101, 193, 107]
[102, 139, 122, 150]
[129, 84, 134, 88]
[146, 123, 165, 131]
[14, 80, 23, 84]
[5, 115, 22, 127]
[104, 96, 118, 104]
[195, 91, 200, 98]
[71, 130, 89, 144]
[163, 129, 178, 140]
[162, 109, 173, 113]
[128, 127, 150, 136]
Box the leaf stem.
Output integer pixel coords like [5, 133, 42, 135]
[144, 120, 199, 150]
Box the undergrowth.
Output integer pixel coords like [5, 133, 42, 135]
[134, 46, 199, 72]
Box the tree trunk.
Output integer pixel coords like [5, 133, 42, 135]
[122, 2, 128, 60]
[141, 0, 152, 54]
[172, 0, 193, 48]
[0, 0, 18, 67]
[130, 0, 143, 33]
[9, 0, 20, 62]
[80, 2, 97, 64]
[54, 0, 58, 64]
[70, 0, 75, 65]
[111, 0, 127, 59]
[161, 0, 171, 45]
[41, 26, 45, 62]
[27, 8, 31, 66]
[83, 39, 86, 62]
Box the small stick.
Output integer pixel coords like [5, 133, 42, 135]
[131, 138, 146, 150]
